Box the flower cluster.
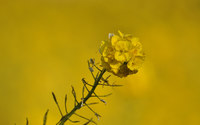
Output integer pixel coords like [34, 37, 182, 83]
[99, 31, 145, 77]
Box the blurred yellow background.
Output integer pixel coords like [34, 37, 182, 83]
[0, 0, 200, 124]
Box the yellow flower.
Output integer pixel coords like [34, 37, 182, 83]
[100, 31, 145, 77]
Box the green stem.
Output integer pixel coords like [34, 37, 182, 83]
[58, 68, 106, 125]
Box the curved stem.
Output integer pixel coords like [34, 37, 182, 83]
[57, 68, 106, 125]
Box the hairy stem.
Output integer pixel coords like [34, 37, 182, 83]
[57, 68, 106, 125]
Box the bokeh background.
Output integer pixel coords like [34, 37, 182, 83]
[0, 0, 200, 124]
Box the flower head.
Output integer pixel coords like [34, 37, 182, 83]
[99, 31, 145, 77]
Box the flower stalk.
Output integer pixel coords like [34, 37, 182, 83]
[57, 68, 106, 125]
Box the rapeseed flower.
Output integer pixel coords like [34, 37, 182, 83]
[99, 31, 145, 77]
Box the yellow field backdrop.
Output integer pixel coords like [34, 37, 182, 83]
[0, 0, 200, 124]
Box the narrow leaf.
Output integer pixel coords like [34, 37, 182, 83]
[64, 94, 68, 113]
[43, 109, 49, 125]
[52, 92, 58, 104]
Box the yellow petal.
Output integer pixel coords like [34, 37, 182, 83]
[110, 61, 121, 69]
[104, 57, 109, 62]
[99, 41, 106, 54]
[112, 68, 119, 74]
[124, 52, 132, 61]
[115, 40, 132, 51]
[111, 35, 120, 46]
[127, 57, 144, 70]
[102, 46, 108, 57]
[118, 30, 124, 37]
[114, 51, 126, 62]
[131, 37, 140, 47]
[110, 61, 121, 74]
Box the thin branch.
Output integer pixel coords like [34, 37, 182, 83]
[71, 86, 79, 107]
[81, 85, 85, 107]
[82, 78, 94, 88]
[64, 94, 68, 113]
[82, 78, 106, 104]
[84, 102, 101, 120]
[83, 79, 122, 87]
[95, 72, 100, 80]
[91, 93, 112, 97]
[74, 113, 97, 124]
[83, 118, 94, 125]
[101, 75, 111, 86]
[93, 64, 102, 72]
[43, 109, 49, 125]
[88, 60, 95, 80]
[91, 91, 107, 104]
[57, 68, 106, 125]
[82, 102, 99, 106]
[52, 92, 63, 116]
[82, 85, 85, 99]
[98, 83, 123, 87]
[68, 119, 80, 123]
